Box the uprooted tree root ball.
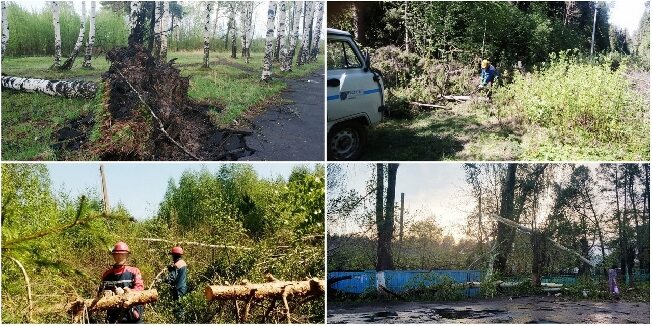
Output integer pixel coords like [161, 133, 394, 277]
[95, 45, 254, 160]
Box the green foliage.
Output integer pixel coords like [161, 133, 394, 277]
[403, 275, 465, 301]
[1, 164, 325, 323]
[493, 50, 649, 160]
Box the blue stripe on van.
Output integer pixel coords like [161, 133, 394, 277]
[363, 88, 380, 95]
[327, 88, 380, 101]
[326, 95, 340, 101]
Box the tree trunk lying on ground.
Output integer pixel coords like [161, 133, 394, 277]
[67, 289, 158, 323]
[1, 76, 97, 99]
[205, 276, 324, 323]
[205, 278, 324, 301]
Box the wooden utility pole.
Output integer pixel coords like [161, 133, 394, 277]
[100, 164, 109, 214]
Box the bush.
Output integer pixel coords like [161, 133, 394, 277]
[493, 50, 649, 159]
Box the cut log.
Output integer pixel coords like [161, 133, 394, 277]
[67, 289, 158, 318]
[409, 101, 449, 110]
[205, 278, 324, 301]
[441, 95, 471, 102]
[1, 76, 97, 99]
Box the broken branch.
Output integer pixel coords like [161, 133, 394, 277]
[8, 256, 32, 323]
[131, 237, 253, 251]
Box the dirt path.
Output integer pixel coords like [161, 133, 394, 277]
[241, 69, 324, 161]
[327, 296, 650, 324]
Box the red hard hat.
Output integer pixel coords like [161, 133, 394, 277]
[169, 246, 183, 255]
[112, 241, 130, 254]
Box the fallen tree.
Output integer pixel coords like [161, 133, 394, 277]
[66, 289, 158, 323]
[1, 76, 97, 99]
[205, 276, 324, 322]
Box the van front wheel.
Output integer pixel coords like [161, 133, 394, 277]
[328, 122, 367, 161]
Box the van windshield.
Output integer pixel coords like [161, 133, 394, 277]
[327, 39, 362, 70]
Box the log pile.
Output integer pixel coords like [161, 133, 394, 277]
[66, 289, 158, 323]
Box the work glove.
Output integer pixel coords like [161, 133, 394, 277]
[115, 287, 125, 295]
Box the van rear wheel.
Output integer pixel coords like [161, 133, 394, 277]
[328, 122, 367, 161]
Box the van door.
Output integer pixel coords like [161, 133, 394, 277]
[326, 36, 383, 124]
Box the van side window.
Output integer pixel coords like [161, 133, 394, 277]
[327, 39, 362, 70]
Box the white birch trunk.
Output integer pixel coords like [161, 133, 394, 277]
[1, 1, 7, 58]
[229, 5, 236, 58]
[160, 1, 169, 61]
[52, 1, 61, 67]
[297, 1, 313, 66]
[59, 1, 86, 70]
[202, 1, 212, 68]
[2, 76, 98, 98]
[261, 1, 277, 81]
[153, 1, 161, 58]
[274, 1, 282, 61]
[129, 1, 141, 31]
[289, 1, 302, 69]
[240, 3, 246, 58]
[212, 3, 219, 39]
[82, 1, 96, 68]
[309, 1, 323, 62]
[245, 2, 254, 63]
[278, 2, 289, 71]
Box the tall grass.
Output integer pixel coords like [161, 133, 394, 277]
[494, 50, 649, 160]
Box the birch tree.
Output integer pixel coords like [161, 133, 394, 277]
[262, 1, 277, 81]
[273, 1, 282, 61]
[129, 1, 144, 46]
[52, 1, 61, 68]
[160, 1, 169, 61]
[297, 1, 313, 65]
[59, 1, 86, 70]
[229, 3, 237, 58]
[153, 1, 162, 59]
[2, 75, 97, 98]
[240, 3, 247, 58]
[309, 1, 324, 61]
[277, 2, 289, 71]
[82, 1, 96, 69]
[1, 1, 7, 59]
[202, 1, 213, 68]
[244, 2, 254, 63]
[288, 1, 302, 69]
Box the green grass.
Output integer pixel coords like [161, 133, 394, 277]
[1, 50, 324, 160]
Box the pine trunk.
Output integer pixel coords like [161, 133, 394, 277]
[52, 1, 61, 67]
[205, 278, 324, 301]
[310, 1, 324, 61]
[67, 289, 158, 322]
[202, 1, 212, 68]
[297, 1, 313, 66]
[277, 2, 288, 71]
[1, 1, 7, 58]
[261, 1, 277, 81]
[160, 1, 169, 61]
[82, 1, 96, 68]
[288, 1, 302, 69]
[59, 1, 86, 70]
[2, 75, 98, 98]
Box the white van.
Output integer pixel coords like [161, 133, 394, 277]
[327, 28, 386, 161]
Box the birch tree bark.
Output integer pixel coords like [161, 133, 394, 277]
[240, 3, 247, 58]
[160, 1, 169, 61]
[212, 3, 219, 39]
[59, 1, 86, 70]
[153, 1, 162, 59]
[277, 2, 288, 71]
[288, 1, 302, 69]
[261, 1, 277, 81]
[202, 1, 213, 68]
[229, 4, 237, 58]
[129, 1, 144, 46]
[297, 1, 313, 66]
[273, 1, 282, 61]
[309, 1, 323, 61]
[245, 2, 254, 63]
[2, 76, 98, 98]
[1, 1, 7, 58]
[82, 1, 96, 68]
[51, 1, 62, 67]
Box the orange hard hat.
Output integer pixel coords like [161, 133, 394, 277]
[169, 246, 183, 255]
[112, 241, 130, 254]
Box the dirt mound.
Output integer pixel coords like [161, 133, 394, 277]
[52, 114, 94, 152]
[96, 45, 253, 160]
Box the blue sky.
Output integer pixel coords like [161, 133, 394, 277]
[46, 163, 313, 220]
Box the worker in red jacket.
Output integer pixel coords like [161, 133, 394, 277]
[99, 241, 145, 323]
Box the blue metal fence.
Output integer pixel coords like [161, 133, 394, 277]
[328, 270, 483, 297]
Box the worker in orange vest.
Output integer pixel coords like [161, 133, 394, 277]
[99, 241, 145, 323]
